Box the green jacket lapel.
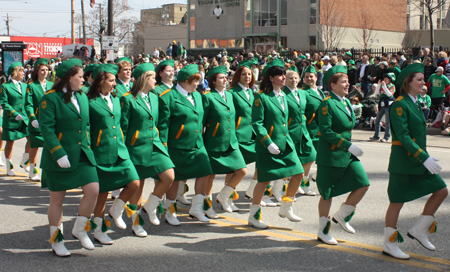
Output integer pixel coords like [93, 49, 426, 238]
[76, 92, 87, 116]
[405, 95, 426, 123]
[174, 87, 196, 111]
[306, 86, 323, 101]
[331, 92, 352, 119]
[284, 87, 300, 106]
[97, 96, 113, 115]
[112, 96, 121, 117]
[267, 91, 285, 113]
[212, 89, 230, 109]
[136, 94, 152, 116]
[236, 85, 252, 106]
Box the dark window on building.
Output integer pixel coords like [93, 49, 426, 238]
[310, 7, 316, 25]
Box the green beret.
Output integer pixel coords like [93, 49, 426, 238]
[348, 60, 355, 65]
[238, 60, 253, 69]
[7, 61, 23, 76]
[345, 51, 352, 57]
[92, 63, 119, 79]
[34, 58, 48, 68]
[207, 66, 227, 80]
[253, 58, 259, 64]
[132, 63, 155, 80]
[84, 63, 100, 73]
[288, 65, 298, 73]
[55, 59, 82, 79]
[177, 64, 199, 82]
[384, 72, 396, 82]
[156, 59, 175, 74]
[116, 57, 132, 64]
[397, 63, 424, 88]
[261, 59, 285, 77]
[323, 65, 348, 87]
[303, 65, 316, 74]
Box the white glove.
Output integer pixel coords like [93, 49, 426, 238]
[348, 144, 364, 157]
[57, 155, 71, 169]
[382, 85, 393, 97]
[15, 114, 24, 121]
[423, 157, 442, 175]
[31, 120, 39, 128]
[267, 143, 281, 155]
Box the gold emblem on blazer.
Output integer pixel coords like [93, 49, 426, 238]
[396, 107, 402, 116]
[322, 106, 327, 115]
[255, 99, 260, 107]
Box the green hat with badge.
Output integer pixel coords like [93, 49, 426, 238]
[132, 63, 155, 80]
[288, 65, 298, 73]
[34, 58, 48, 68]
[92, 63, 119, 79]
[116, 57, 132, 64]
[323, 65, 347, 87]
[345, 51, 352, 57]
[7, 61, 23, 76]
[348, 60, 355, 65]
[238, 60, 253, 69]
[207, 66, 227, 80]
[252, 58, 259, 64]
[155, 59, 175, 74]
[84, 63, 100, 73]
[397, 63, 424, 88]
[261, 59, 285, 77]
[303, 65, 316, 74]
[177, 64, 199, 82]
[55, 58, 82, 79]
[384, 72, 396, 83]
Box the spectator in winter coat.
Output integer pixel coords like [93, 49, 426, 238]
[437, 51, 448, 69]
[347, 60, 357, 91]
[423, 57, 437, 82]
[396, 51, 406, 69]
[368, 57, 381, 84]
[166, 43, 173, 58]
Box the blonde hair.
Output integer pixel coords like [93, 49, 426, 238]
[130, 70, 156, 97]
[438, 51, 447, 59]
[11, 66, 24, 79]
[285, 70, 299, 79]
[117, 60, 131, 71]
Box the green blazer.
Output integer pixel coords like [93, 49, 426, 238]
[152, 82, 172, 96]
[304, 85, 325, 142]
[89, 95, 130, 165]
[0, 80, 29, 129]
[202, 89, 239, 152]
[388, 94, 429, 175]
[158, 87, 204, 149]
[120, 92, 168, 166]
[39, 90, 96, 171]
[25, 80, 54, 133]
[316, 92, 356, 167]
[115, 79, 132, 97]
[283, 86, 312, 146]
[81, 82, 91, 94]
[252, 91, 295, 153]
[229, 84, 255, 143]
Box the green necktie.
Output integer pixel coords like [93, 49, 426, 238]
[277, 95, 284, 108]
[187, 93, 193, 98]
[103, 98, 108, 104]
[416, 100, 421, 111]
[246, 88, 252, 97]
[143, 94, 150, 103]
[342, 99, 347, 106]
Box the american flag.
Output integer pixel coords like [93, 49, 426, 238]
[90, 0, 95, 8]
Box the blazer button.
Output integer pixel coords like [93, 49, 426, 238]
[78, 130, 81, 133]
[228, 110, 230, 112]
[283, 115, 286, 117]
[283, 124, 286, 126]
[196, 121, 198, 123]
[228, 129, 231, 131]
[284, 133, 286, 136]
[78, 142, 81, 145]
[250, 122, 252, 125]
[150, 118, 153, 120]
[79, 118, 81, 121]
[299, 123, 302, 125]
[111, 116, 114, 118]
[151, 138, 154, 140]
[112, 126, 115, 129]
[196, 130, 198, 133]
[196, 113, 198, 115]
[250, 114, 252, 117]
[350, 121, 353, 123]
[150, 127, 153, 130]
[114, 136, 117, 139]
[228, 119, 231, 121]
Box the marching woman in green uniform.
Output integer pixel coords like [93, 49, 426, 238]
[24, 58, 53, 181]
[228, 60, 258, 210]
[282, 68, 318, 201]
[158, 64, 213, 224]
[39, 59, 99, 257]
[202, 66, 247, 216]
[114, 57, 133, 97]
[249, 59, 304, 229]
[0, 62, 30, 176]
[87, 64, 139, 244]
[120, 63, 175, 237]
[383, 63, 448, 260]
[315, 66, 370, 245]
[302, 66, 326, 195]
[81, 63, 100, 93]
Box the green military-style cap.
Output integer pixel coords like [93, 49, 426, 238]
[323, 65, 348, 87]
[34, 58, 48, 68]
[384, 72, 396, 82]
[238, 60, 253, 69]
[348, 60, 355, 65]
[207, 66, 227, 80]
[132, 63, 155, 80]
[345, 51, 352, 57]
[156, 59, 175, 74]
[7, 61, 23, 76]
[253, 58, 259, 64]
[55, 59, 83, 79]
[177, 64, 199, 82]
[116, 57, 132, 64]
[303, 65, 316, 74]
[84, 63, 100, 73]
[288, 65, 298, 73]
[397, 63, 424, 88]
[92, 63, 119, 79]
[261, 59, 285, 77]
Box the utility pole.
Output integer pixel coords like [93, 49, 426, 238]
[6, 13, 10, 36]
[71, 0, 75, 44]
[107, 0, 113, 36]
[81, 0, 87, 44]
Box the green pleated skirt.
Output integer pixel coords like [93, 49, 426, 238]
[168, 146, 213, 181]
[388, 172, 447, 203]
[2, 121, 28, 141]
[134, 147, 174, 180]
[29, 130, 44, 148]
[207, 146, 246, 175]
[256, 145, 304, 183]
[41, 152, 98, 192]
[295, 138, 317, 165]
[97, 157, 139, 193]
[239, 141, 256, 164]
[316, 156, 370, 200]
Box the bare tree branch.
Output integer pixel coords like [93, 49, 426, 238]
[318, 0, 348, 50]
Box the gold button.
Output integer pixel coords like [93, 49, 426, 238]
[283, 124, 286, 126]
[228, 110, 230, 112]
[350, 121, 353, 123]
[196, 113, 198, 115]
[19, 104, 22, 106]
[79, 118, 81, 121]
[78, 142, 81, 145]
[250, 114, 252, 117]
[196, 121, 198, 123]
[250, 122, 252, 125]
[196, 130, 198, 133]
[299, 123, 302, 125]
[284, 133, 286, 136]
[151, 138, 153, 140]
[228, 129, 231, 131]
[150, 127, 153, 130]
[114, 136, 117, 139]
[228, 119, 231, 121]
[150, 118, 153, 120]
[249, 106, 251, 108]
[111, 116, 114, 118]
[112, 126, 115, 129]
[78, 130, 81, 133]
[283, 115, 285, 117]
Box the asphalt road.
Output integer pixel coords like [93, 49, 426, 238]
[1, 129, 450, 271]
